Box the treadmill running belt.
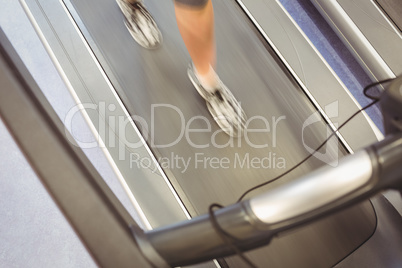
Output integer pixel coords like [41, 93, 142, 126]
[66, 0, 376, 267]
[375, 0, 402, 32]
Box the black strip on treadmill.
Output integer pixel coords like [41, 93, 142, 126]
[375, 0, 402, 33]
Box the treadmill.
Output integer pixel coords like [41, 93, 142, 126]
[311, 0, 402, 81]
[5, 0, 401, 266]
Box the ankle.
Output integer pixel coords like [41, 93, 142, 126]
[196, 66, 219, 91]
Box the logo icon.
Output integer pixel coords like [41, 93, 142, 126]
[302, 101, 339, 167]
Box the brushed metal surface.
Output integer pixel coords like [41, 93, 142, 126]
[312, 0, 402, 80]
[240, 0, 383, 149]
[250, 150, 373, 224]
[20, 0, 192, 230]
[338, 0, 402, 75]
[66, 0, 376, 267]
[375, 0, 402, 32]
[23, 0, 377, 266]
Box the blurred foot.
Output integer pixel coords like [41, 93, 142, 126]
[116, 0, 162, 48]
[188, 63, 246, 137]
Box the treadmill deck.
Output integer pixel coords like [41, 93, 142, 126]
[20, 0, 379, 267]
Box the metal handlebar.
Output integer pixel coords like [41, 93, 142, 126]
[139, 132, 402, 267]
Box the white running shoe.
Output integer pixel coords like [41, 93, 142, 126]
[116, 0, 162, 49]
[187, 63, 247, 137]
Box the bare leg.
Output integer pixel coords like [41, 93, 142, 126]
[176, 0, 246, 136]
[174, 0, 217, 88]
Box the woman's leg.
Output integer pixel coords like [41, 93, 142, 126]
[174, 0, 218, 89]
[174, 0, 246, 137]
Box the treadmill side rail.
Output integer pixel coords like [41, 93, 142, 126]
[0, 28, 155, 268]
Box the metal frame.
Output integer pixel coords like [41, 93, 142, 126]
[13, 0, 402, 266]
[311, 0, 402, 81]
[237, 0, 383, 146]
[19, 0, 193, 229]
[144, 132, 402, 267]
[0, 27, 154, 268]
[19, 0, 384, 232]
[3, 26, 402, 265]
[142, 76, 402, 267]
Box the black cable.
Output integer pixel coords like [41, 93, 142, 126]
[363, 78, 395, 100]
[236, 78, 395, 202]
[207, 78, 395, 268]
[208, 204, 258, 268]
[236, 100, 375, 202]
[235, 101, 376, 202]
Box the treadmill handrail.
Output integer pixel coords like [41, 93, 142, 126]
[144, 133, 402, 267]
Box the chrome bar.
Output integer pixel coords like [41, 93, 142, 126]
[250, 150, 373, 224]
[145, 133, 402, 267]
